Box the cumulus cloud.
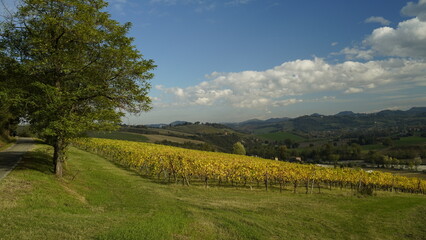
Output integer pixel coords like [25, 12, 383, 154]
[365, 18, 426, 58]
[340, 47, 374, 60]
[340, 0, 426, 60]
[157, 58, 426, 108]
[272, 99, 303, 107]
[344, 87, 363, 94]
[401, 0, 426, 21]
[364, 16, 391, 25]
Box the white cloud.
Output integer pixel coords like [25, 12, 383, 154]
[272, 99, 303, 107]
[364, 18, 426, 58]
[338, 1, 426, 60]
[401, 0, 426, 21]
[340, 47, 374, 60]
[364, 16, 391, 25]
[331, 42, 339, 46]
[157, 58, 426, 108]
[365, 83, 376, 89]
[344, 87, 363, 94]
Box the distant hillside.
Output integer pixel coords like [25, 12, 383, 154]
[224, 107, 426, 134]
[119, 123, 246, 153]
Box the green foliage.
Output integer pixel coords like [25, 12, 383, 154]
[0, 45, 23, 137]
[278, 145, 289, 160]
[299, 143, 362, 163]
[330, 154, 340, 168]
[232, 141, 246, 155]
[382, 137, 394, 147]
[0, 0, 155, 175]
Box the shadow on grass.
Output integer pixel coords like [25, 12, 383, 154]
[15, 144, 54, 175]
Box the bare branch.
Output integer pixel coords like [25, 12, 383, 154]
[0, 0, 20, 21]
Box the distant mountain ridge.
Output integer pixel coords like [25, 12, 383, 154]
[145, 107, 426, 134]
[222, 107, 426, 133]
[336, 111, 355, 116]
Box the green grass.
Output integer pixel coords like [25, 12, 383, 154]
[0, 135, 15, 151]
[395, 136, 426, 146]
[257, 131, 306, 142]
[141, 134, 206, 144]
[0, 141, 13, 151]
[171, 124, 236, 135]
[252, 127, 279, 135]
[1, 145, 425, 239]
[361, 144, 387, 151]
[88, 131, 149, 142]
[89, 130, 205, 145]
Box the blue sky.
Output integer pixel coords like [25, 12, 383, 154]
[3, 0, 426, 124]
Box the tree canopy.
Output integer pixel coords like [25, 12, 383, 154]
[0, 40, 22, 138]
[0, 0, 155, 176]
[233, 141, 246, 155]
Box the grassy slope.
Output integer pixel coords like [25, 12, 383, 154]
[0, 137, 7, 150]
[87, 131, 149, 142]
[170, 125, 235, 135]
[89, 131, 205, 145]
[360, 136, 426, 153]
[0, 135, 14, 151]
[257, 131, 306, 142]
[141, 134, 205, 144]
[252, 127, 279, 135]
[0, 145, 425, 240]
[395, 136, 426, 146]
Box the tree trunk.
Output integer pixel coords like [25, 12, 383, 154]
[53, 136, 67, 177]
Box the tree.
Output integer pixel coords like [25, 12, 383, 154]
[233, 141, 246, 155]
[0, 44, 23, 138]
[382, 137, 393, 147]
[0, 0, 155, 177]
[278, 145, 289, 160]
[413, 157, 422, 171]
[329, 154, 340, 168]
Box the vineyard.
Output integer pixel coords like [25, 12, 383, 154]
[73, 138, 426, 194]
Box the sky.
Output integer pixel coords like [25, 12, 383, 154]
[3, 0, 426, 124]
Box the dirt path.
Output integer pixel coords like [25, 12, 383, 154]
[0, 137, 34, 181]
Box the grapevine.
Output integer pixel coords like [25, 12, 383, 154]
[73, 138, 426, 194]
